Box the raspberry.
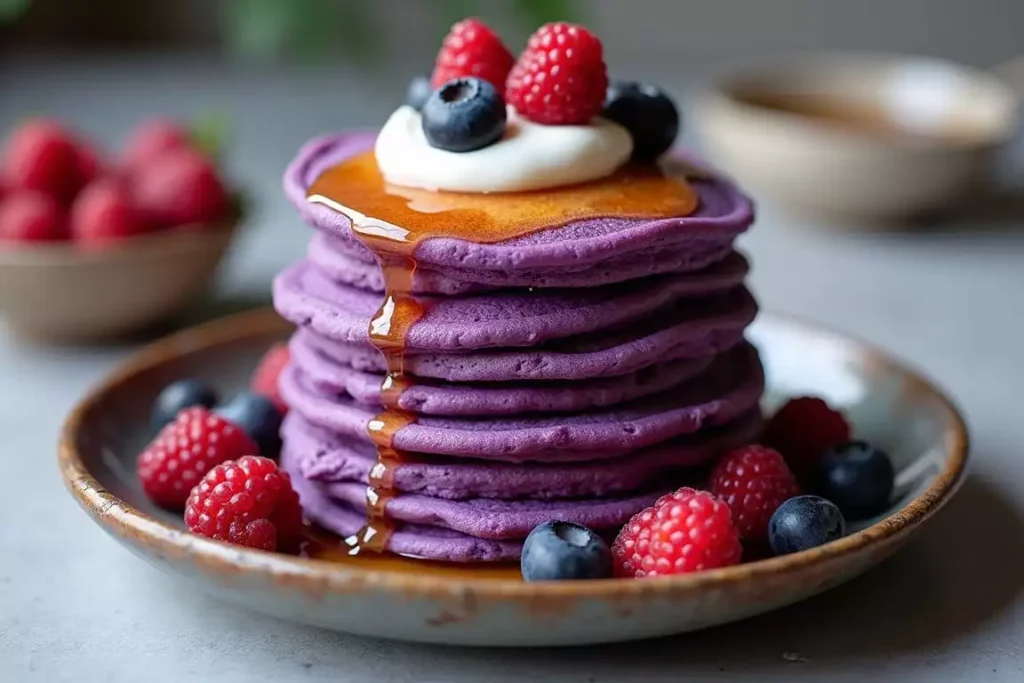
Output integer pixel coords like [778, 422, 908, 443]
[137, 407, 259, 509]
[505, 22, 608, 125]
[185, 455, 303, 552]
[708, 445, 801, 541]
[0, 191, 68, 242]
[2, 120, 88, 204]
[612, 487, 742, 578]
[74, 143, 102, 188]
[71, 178, 152, 248]
[431, 18, 514, 90]
[762, 397, 851, 486]
[131, 147, 227, 228]
[121, 119, 190, 171]
[250, 343, 290, 414]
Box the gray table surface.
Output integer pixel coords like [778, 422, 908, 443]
[2, 55, 1023, 682]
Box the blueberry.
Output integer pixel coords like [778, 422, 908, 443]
[404, 74, 433, 111]
[421, 77, 507, 153]
[602, 81, 680, 162]
[215, 392, 283, 456]
[521, 521, 612, 581]
[769, 495, 846, 555]
[151, 379, 217, 432]
[820, 441, 895, 520]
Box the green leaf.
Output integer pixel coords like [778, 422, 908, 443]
[220, 0, 384, 64]
[0, 0, 32, 24]
[188, 113, 231, 165]
[220, 0, 292, 59]
[331, 1, 385, 65]
[511, 0, 584, 28]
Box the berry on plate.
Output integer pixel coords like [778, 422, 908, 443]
[820, 440, 895, 520]
[0, 191, 68, 243]
[184, 455, 303, 552]
[132, 147, 227, 227]
[404, 74, 434, 112]
[520, 521, 613, 581]
[250, 343, 289, 414]
[708, 444, 801, 542]
[2, 120, 90, 204]
[215, 392, 284, 457]
[505, 22, 608, 125]
[762, 396, 851, 487]
[431, 18, 514, 90]
[612, 487, 742, 578]
[150, 379, 219, 432]
[121, 118, 190, 171]
[602, 81, 680, 162]
[70, 178, 151, 248]
[137, 406, 259, 508]
[421, 77, 507, 153]
[769, 495, 846, 555]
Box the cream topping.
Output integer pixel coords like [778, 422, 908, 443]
[374, 105, 633, 193]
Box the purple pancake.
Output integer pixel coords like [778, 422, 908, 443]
[293, 286, 756, 382]
[284, 409, 762, 500]
[283, 134, 754, 284]
[308, 232, 494, 295]
[274, 257, 749, 352]
[310, 478, 660, 540]
[310, 230, 740, 292]
[284, 451, 523, 562]
[280, 343, 764, 462]
[289, 331, 716, 416]
[279, 129, 763, 563]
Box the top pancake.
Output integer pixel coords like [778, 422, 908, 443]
[283, 133, 755, 285]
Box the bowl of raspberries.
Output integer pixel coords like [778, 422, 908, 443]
[0, 117, 242, 341]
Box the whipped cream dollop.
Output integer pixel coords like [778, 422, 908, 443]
[374, 105, 634, 193]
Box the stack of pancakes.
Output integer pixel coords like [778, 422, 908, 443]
[274, 134, 762, 562]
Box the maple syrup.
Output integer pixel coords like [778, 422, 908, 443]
[302, 526, 522, 579]
[306, 149, 702, 556]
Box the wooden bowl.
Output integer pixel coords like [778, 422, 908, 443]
[58, 308, 969, 646]
[695, 53, 1019, 223]
[0, 216, 239, 342]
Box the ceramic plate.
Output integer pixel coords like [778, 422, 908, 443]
[59, 308, 968, 647]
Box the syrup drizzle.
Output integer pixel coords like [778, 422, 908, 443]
[307, 150, 702, 555]
[344, 253, 421, 554]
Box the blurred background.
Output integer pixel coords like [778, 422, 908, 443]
[3, 0, 1023, 65]
[1, 0, 1022, 330]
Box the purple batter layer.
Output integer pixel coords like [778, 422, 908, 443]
[283, 133, 754, 280]
[284, 409, 762, 500]
[309, 478, 660, 540]
[289, 331, 716, 416]
[279, 343, 764, 462]
[293, 286, 756, 382]
[309, 231, 742, 292]
[285, 450, 523, 561]
[273, 257, 749, 352]
[308, 231, 494, 295]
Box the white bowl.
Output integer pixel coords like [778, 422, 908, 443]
[695, 53, 1019, 222]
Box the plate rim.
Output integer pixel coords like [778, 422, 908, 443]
[58, 307, 969, 602]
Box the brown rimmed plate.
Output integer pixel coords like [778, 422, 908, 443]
[58, 308, 968, 646]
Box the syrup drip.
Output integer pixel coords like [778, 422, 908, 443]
[302, 526, 522, 579]
[307, 149, 702, 556]
[342, 253, 422, 554]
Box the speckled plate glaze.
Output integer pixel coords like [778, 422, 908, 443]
[59, 308, 968, 647]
